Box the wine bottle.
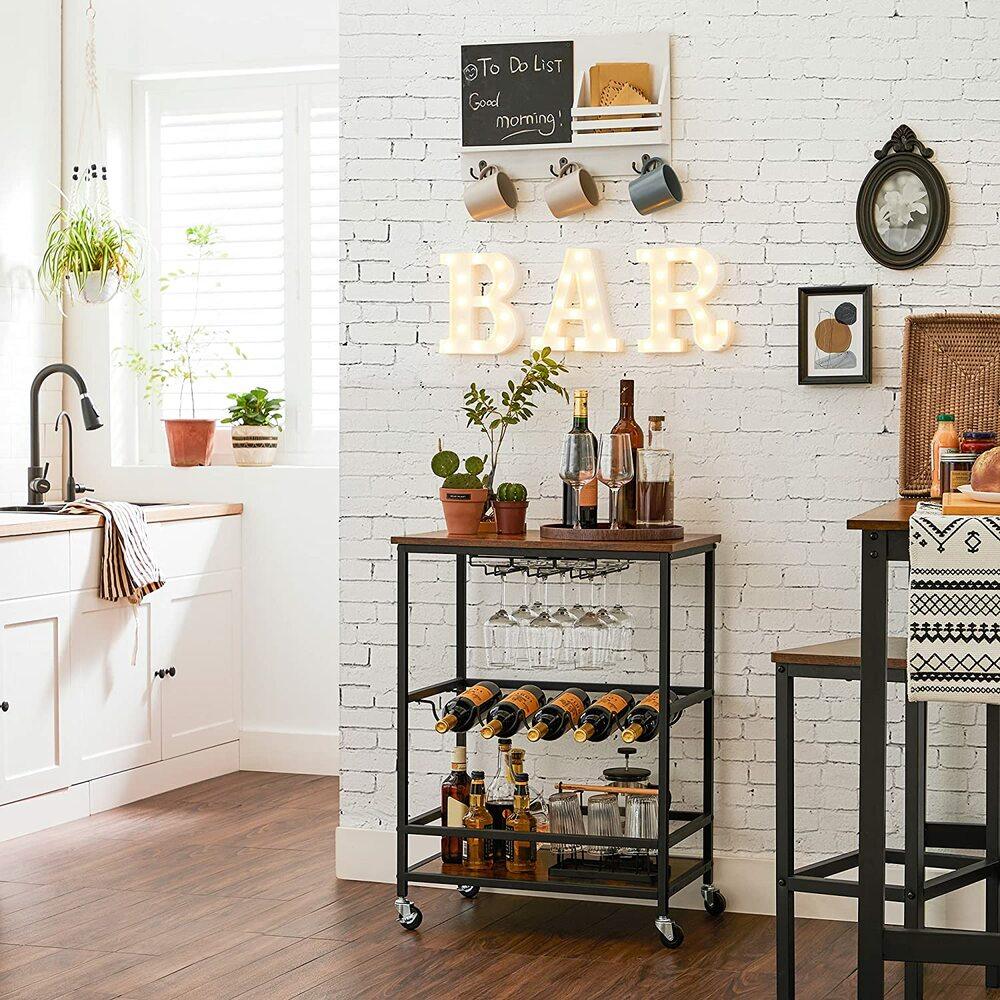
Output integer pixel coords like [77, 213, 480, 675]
[561, 389, 598, 528]
[480, 684, 546, 739]
[505, 773, 537, 873]
[525, 687, 591, 742]
[441, 746, 470, 863]
[620, 690, 680, 743]
[611, 379, 644, 528]
[462, 770, 493, 872]
[434, 681, 502, 733]
[573, 689, 635, 743]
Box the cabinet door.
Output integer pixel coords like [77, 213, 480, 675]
[71, 593, 161, 782]
[0, 594, 74, 805]
[157, 571, 241, 759]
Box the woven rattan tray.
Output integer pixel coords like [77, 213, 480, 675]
[899, 313, 1000, 497]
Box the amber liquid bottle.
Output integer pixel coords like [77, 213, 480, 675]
[611, 379, 644, 528]
[441, 746, 470, 863]
[463, 771, 493, 872]
[506, 773, 537, 874]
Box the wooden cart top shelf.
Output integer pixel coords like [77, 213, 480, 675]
[391, 529, 721, 556]
[846, 500, 919, 532]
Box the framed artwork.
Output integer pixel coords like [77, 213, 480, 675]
[856, 125, 949, 270]
[798, 285, 872, 385]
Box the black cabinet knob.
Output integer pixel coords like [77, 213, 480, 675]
[154, 669, 165, 680]
[0, 702, 8, 712]
[167, 667, 176, 677]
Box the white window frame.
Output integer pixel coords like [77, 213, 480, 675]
[130, 68, 338, 467]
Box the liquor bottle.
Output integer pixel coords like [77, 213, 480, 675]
[525, 687, 591, 742]
[611, 379, 644, 528]
[486, 739, 517, 860]
[561, 389, 599, 528]
[441, 746, 471, 863]
[462, 770, 493, 872]
[573, 689, 636, 743]
[509, 746, 548, 832]
[434, 681, 502, 733]
[505, 773, 537, 874]
[620, 690, 681, 743]
[480, 684, 546, 739]
[636, 415, 675, 527]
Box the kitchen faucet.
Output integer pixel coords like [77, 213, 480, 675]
[54, 411, 93, 503]
[28, 364, 102, 505]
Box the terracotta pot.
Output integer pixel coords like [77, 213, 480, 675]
[231, 425, 280, 467]
[494, 500, 529, 535]
[163, 418, 217, 467]
[439, 487, 488, 535]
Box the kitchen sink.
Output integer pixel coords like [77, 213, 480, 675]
[0, 501, 189, 514]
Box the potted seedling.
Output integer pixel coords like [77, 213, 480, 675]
[493, 482, 529, 535]
[432, 444, 488, 535]
[222, 387, 283, 466]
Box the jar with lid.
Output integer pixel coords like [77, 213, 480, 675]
[961, 430, 997, 455]
[636, 416, 674, 526]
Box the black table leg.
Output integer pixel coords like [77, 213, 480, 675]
[776, 662, 795, 1000]
[396, 546, 410, 903]
[904, 698, 926, 1000]
[455, 554, 467, 751]
[655, 556, 677, 944]
[703, 548, 715, 888]
[858, 531, 888, 999]
[987, 703, 999, 988]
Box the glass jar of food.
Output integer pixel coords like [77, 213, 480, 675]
[940, 450, 976, 494]
[960, 431, 997, 455]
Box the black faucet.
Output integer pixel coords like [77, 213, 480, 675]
[28, 364, 102, 505]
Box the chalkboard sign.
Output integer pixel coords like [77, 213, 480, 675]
[461, 40, 574, 149]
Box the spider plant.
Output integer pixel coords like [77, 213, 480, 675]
[38, 204, 144, 307]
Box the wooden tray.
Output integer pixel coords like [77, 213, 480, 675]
[942, 492, 1000, 516]
[539, 522, 684, 541]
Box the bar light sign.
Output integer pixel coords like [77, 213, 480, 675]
[461, 40, 574, 148]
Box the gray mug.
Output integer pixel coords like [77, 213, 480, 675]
[464, 161, 518, 221]
[628, 155, 683, 216]
[544, 158, 600, 218]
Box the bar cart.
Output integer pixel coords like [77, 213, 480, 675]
[392, 528, 724, 947]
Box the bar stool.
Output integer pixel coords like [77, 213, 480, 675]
[773, 637, 1000, 1000]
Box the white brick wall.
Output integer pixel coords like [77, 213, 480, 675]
[340, 2, 1000, 860]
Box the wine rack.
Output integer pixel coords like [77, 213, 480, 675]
[392, 529, 725, 949]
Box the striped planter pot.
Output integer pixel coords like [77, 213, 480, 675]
[231, 425, 280, 467]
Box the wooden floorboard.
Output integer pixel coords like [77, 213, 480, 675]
[1, 772, 993, 997]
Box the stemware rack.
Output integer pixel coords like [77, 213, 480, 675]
[391, 529, 726, 948]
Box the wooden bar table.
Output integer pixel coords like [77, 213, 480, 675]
[848, 501, 1000, 999]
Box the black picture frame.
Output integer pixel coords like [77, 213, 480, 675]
[856, 125, 949, 270]
[798, 285, 872, 385]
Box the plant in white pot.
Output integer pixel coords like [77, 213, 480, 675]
[117, 224, 244, 467]
[222, 388, 283, 467]
[38, 203, 143, 308]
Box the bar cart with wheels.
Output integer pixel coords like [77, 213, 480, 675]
[391, 529, 724, 947]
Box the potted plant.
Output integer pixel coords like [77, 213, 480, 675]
[38, 203, 144, 308]
[432, 444, 488, 535]
[494, 482, 529, 535]
[117, 224, 244, 467]
[222, 387, 283, 467]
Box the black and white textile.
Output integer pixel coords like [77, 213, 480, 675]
[908, 501, 1000, 704]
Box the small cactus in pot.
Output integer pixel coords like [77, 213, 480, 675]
[494, 481, 529, 535]
[433, 443, 489, 535]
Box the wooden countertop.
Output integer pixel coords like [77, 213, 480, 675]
[0, 502, 243, 539]
[391, 528, 720, 556]
[771, 636, 907, 671]
[846, 499, 919, 532]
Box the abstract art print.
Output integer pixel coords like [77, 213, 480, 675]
[798, 285, 872, 384]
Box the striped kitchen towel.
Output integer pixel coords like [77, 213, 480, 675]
[64, 499, 165, 604]
[908, 501, 1000, 704]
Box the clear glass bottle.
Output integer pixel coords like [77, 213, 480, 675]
[486, 739, 517, 860]
[636, 415, 675, 526]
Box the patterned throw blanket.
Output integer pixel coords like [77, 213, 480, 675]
[908, 502, 1000, 704]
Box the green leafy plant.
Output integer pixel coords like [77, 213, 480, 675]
[496, 482, 528, 503]
[116, 224, 245, 418]
[432, 443, 486, 489]
[462, 347, 569, 491]
[222, 387, 284, 428]
[38, 203, 144, 307]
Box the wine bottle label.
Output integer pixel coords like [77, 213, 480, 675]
[461, 683, 498, 707]
[638, 691, 660, 711]
[580, 477, 598, 506]
[593, 692, 628, 715]
[447, 798, 466, 827]
[552, 691, 587, 725]
[502, 689, 542, 716]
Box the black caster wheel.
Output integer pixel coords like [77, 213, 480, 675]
[702, 886, 727, 917]
[398, 905, 422, 930]
[656, 919, 684, 949]
[457, 884, 480, 899]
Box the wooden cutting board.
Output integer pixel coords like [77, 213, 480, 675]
[942, 492, 1000, 515]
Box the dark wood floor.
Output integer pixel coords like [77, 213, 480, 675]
[0, 773, 992, 999]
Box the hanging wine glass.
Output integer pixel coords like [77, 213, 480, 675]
[552, 573, 577, 627]
[529, 576, 561, 669]
[511, 568, 535, 625]
[484, 570, 517, 669]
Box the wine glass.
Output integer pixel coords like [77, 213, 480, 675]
[598, 433, 634, 530]
[528, 577, 561, 669]
[560, 433, 597, 530]
[484, 571, 517, 669]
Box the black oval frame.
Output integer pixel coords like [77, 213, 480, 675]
[856, 141, 948, 270]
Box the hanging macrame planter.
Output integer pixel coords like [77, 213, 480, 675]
[38, 0, 143, 308]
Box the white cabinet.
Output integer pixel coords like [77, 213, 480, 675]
[157, 570, 241, 759]
[0, 594, 74, 805]
[71, 593, 160, 782]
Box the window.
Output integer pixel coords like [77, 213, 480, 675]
[132, 69, 338, 464]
